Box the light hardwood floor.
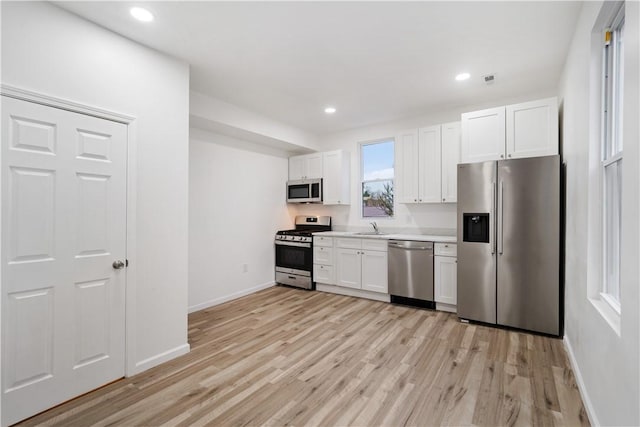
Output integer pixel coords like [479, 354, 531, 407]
[17, 286, 589, 426]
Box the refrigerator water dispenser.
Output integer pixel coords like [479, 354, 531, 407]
[463, 213, 489, 243]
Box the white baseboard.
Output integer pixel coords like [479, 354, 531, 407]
[131, 343, 190, 376]
[563, 335, 599, 427]
[316, 284, 391, 302]
[436, 302, 457, 313]
[188, 281, 275, 313]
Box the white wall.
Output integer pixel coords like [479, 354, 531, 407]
[292, 90, 555, 233]
[1, 2, 190, 373]
[559, 1, 639, 425]
[189, 129, 291, 312]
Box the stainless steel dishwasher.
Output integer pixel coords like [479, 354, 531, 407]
[388, 240, 435, 308]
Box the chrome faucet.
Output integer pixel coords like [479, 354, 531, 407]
[370, 222, 379, 234]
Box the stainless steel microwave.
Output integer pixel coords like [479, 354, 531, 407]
[286, 179, 322, 203]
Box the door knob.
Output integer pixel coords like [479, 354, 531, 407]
[112, 260, 125, 270]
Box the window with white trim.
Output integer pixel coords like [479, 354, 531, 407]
[361, 139, 394, 218]
[601, 4, 624, 312]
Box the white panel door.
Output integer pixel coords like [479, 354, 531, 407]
[441, 122, 461, 203]
[336, 248, 361, 289]
[395, 129, 420, 203]
[418, 125, 442, 203]
[435, 256, 457, 305]
[506, 97, 559, 159]
[460, 106, 506, 163]
[361, 250, 388, 293]
[2, 96, 127, 426]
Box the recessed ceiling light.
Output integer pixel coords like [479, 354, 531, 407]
[324, 107, 336, 114]
[130, 7, 154, 22]
[455, 72, 471, 81]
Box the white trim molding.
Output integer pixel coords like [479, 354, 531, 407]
[188, 282, 275, 313]
[132, 344, 191, 376]
[1, 84, 135, 124]
[315, 283, 391, 302]
[563, 335, 599, 427]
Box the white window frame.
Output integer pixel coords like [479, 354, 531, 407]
[600, 4, 624, 315]
[360, 138, 395, 219]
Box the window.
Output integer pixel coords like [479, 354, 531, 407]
[361, 139, 394, 218]
[601, 4, 624, 311]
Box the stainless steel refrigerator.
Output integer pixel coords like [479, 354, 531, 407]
[457, 155, 560, 336]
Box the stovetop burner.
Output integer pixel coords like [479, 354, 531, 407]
[275, 216, 332, 243]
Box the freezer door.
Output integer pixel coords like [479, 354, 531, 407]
[457, 161, 497, 324]
[497, 155, 560, 335]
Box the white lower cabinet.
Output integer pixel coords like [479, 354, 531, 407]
[434, 243, 457, 308]
[335, 238, 388, 293]
[313, 236, 335, 285]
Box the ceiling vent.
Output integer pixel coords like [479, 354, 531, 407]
[483, 74, 496, 85]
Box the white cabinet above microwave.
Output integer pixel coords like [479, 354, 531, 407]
[288, 150, 350, 205]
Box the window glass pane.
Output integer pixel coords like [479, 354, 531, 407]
[604, 159, 622, 302]
[362, 180, 393, 217]
[362, 141, 394, 181]
[361, 140, 394, 218]
[614, 21, 624, 154]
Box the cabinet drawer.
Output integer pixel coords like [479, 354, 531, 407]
[435, 243, 457, 256]
[313, 245, 334, 265]
[314, 235, 334, 247]
[361, 239, 388, 252]
[336, 238, 361, 249]
[314, 264, 335, 285]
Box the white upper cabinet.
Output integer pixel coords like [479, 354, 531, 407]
[461, 106, 506, 163]
[419, 125, 442, 203]
[288, 152, 323, 180]
[506, 97, 559, 159]
[397, 122, 460, 204]
[441, 122, 460, 203]
[461, 97, 558, 163]
[395, 129, 420, 204]
[322, 150, 350, 205]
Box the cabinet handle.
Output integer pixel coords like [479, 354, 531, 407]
[442, 198, 446, 202]
[500, 154, 504, 159]
[508, 154, 512, 158]
[414, 199, 417, 202]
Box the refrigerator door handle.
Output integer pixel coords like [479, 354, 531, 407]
[491, 182, 496, 254]
[498, 181, 504, 255]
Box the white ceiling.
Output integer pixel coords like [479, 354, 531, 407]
[55, 1, 582, 135]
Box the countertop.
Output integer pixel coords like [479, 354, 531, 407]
[313, 231, 457, 243]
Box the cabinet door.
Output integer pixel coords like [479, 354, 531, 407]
[336, 248, 361, 289]
[396, 129, 420, 203]
[306, 153, 323, 179]
[418, 125, 442, 203]
[289, 155, 306, 180]
[322, 150, 350, 205]
[435, 256, 457, 305]
[361, 250, 388, 293]
[314, 264, 335, 285]
[441, 122, 461, 203]
[461, 107, 505, 163]
[506, 98, 558, 159]
[313, 245, 333, 265]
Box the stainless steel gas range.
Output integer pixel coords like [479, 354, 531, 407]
[275, 215, 331, 290]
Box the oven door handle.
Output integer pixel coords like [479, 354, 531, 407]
[275, 241, 312, 248]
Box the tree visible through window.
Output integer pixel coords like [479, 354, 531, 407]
[361, 139, 394, 218]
